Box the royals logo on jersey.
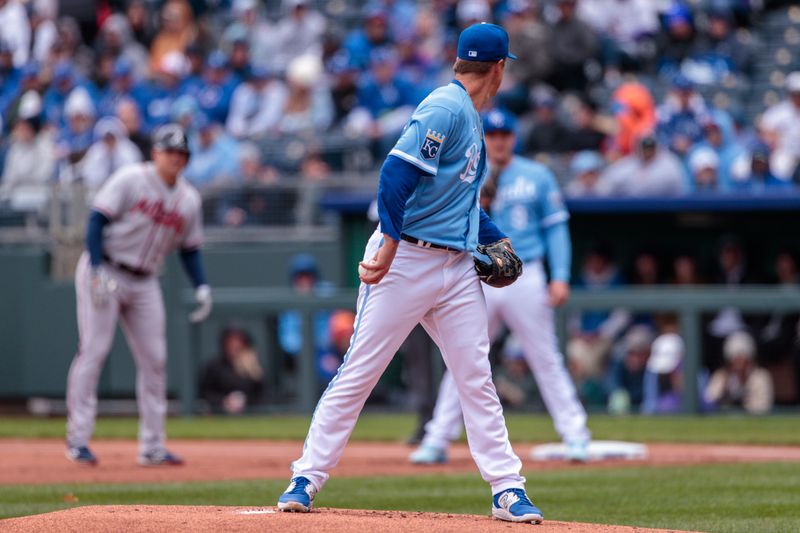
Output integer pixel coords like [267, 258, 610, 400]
[420, 129, 445, 160]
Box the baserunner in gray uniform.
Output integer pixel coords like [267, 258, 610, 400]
[65, 124, 212, 466]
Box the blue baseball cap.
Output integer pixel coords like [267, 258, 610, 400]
[206, 50, 228, 69]
[457, 23, 517, 62]
[482, 108, 516, 133]
[570, 151, 605, 174]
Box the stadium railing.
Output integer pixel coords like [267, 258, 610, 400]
[184, 285, 800, 415]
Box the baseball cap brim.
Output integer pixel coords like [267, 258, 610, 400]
[507, 52, 518, 60]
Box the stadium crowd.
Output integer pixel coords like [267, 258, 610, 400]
[1, 0, 799, 213]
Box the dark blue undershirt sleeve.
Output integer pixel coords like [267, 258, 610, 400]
[478, 208, 506, 245]
[377, 155, 423, 241]
[544, 222, 572, 282]
[86, 210, 110, 268]
[179, 248, 207, 288]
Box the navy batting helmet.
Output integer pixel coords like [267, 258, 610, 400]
[152, 123, 190, 156]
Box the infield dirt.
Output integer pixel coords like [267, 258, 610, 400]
[0, 505, 702, 533]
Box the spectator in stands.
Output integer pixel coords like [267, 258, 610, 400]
[759, 71, 800, 181]
[224, 0, 273, 71]
[642, 333, 686, 414]
[149, 0, 196, 72]
[277, 54, 333, 136]
[97, 59, 138, 118]
[549, 0, 597, 93]
[0, 0, 30, 67]
[184, 114, 241, 188]
[671, 253, 703, 285]
[525, 89, 569, 154]
[598, 135, 687, 196]
[318, 310, 356, 384]
[278, 254, 336, 385]
[687, 146, 721, 192]
[729, 142, 795, 192]
[503, 0, 553, 108]
[343, 6, 392, 70]
[327, 50, 360, 126]
[81, 117, 143, 190]
[115, 98, 150, 157]
[566, 151, 606, 197]
[200, 326, 264, 414]
[30, 0, 57, 64]
[690, 111, 746, 187]
[0, 93, 54, 210]
[138, 51, 189, 130]
[631, 250, 661, 285]
[0, 42, 20, 120]
[656, 2, 696, 75]
[456, 0, 490, 30]
[565, 96, 607, 152]
[704, 331, 773, 413]
[126, 0, 156, 49]
[228, 35, 252, 81]
[656, 74, 711, 157]
[381, 0, 418, 43]
[227, 65, 288, 139]
[55, 87, 96, 184]
[693, 8, 755, 80]
[183, 50, 240, 125]
[577, 0, 660, 74]
[568, 244, 631, 380]
[610, 82, 656, 157]
[50, 17, 94, 77]
[43, 62, 96, 128]
[606, 325, 655, 414]
[271, 0, 327, 73]
[353, 48, 419, 153]
[97, 14, 150, 81]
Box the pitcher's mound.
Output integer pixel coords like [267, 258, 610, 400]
[1, 505, 697, 532]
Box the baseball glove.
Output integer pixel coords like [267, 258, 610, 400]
[474, 239, 523, 288]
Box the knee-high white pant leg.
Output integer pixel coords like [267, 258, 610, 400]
[421, 370, 463, 449]
[292, 240, 444, 491]
[421, 253, 524, 494]
[485, 263, 589, 442]
[66, 254, 121, 447]
[119, 278, 168, 455]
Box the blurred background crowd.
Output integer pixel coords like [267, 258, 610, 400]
[2, 0, 800, 207]
[2, 0, 800, 420]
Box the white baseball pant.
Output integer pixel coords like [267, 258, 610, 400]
[291, 232, 525, 494]
[421, 261, 589, 450]
[66, 252, 168, 455]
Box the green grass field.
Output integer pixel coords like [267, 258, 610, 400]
[2, 463, 799, 532]
[2, 413, 800, 444]
[2, 414, 800, 532]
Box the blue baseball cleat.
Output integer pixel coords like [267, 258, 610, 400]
[409, 444, 448, 465]
[492, 488, 543, 523]
[277, 476, 316, 512]
[137, 448, 184, 466]
[65, 445, 98, 466]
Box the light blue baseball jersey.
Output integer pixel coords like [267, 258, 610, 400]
[388, 80, 486, 251]
[490, 156, 569, 263]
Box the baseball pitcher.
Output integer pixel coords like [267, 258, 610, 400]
[65, 124, 212, 466]
[277, 24, 543, 524]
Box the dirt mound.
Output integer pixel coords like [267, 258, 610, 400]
[2, 439, 800, 485]
[0, 505, 699, 533]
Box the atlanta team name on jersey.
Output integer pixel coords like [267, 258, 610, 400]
[93, 162, 203, 274]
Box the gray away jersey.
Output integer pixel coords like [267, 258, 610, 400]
[93, 162, 203, 274]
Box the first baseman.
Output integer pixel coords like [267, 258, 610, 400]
[410, 109, 591, 466]
[277, 23, 543, 524]
[65, 124, 212, 466]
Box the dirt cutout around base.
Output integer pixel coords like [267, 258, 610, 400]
[0, 506, 701, 533]
[2, 439, 800, 485]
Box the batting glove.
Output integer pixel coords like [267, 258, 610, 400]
[189, 284, 212, 323]
[89, 267, 116, 307]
